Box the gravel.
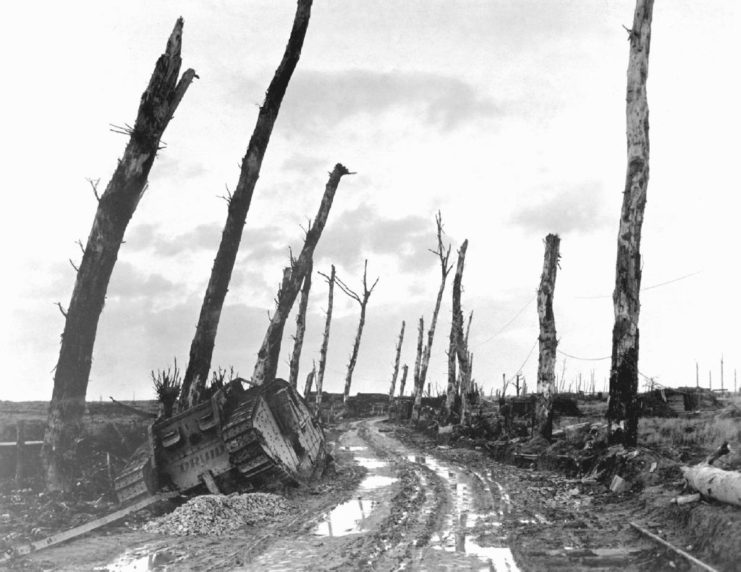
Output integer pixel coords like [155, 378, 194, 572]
[143, 493, 290, 536]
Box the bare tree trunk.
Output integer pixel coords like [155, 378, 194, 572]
[180, 0, 314, 407]
[607, 0, 653, 447]
[315, 266, 335, 411]
[388, 321, 406, 401]
[303, 362, 316, 400]
[411, 316, 425, 422]
[253, 164, 350, 386]
[288, 260, 312, 388]
[445, 315, 458, 417]
[398, 364, 409, 397]
[535, 234, 560, 440]
[336, 261, 379, 403]
[42, 20, 196, 491]
[451, 241, 471, 426]
[418, 212, 452, 396]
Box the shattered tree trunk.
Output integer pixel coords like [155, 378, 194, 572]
[388, 321, 406, 401]
[315, 266, 335, 411]
[418, 212, 452, 402]
[607, 0, 654, 446]
[411, 316, 425, 422]
[288, 260, 312, 388]
[337, 260, 378, 403]
[180, 0, 313, 408]
[398, 364, 409, 397]
[534, 234, 561, 440]
[42, 20, 196, 491]
[303, 363, 316, 400]
[444, 319, 457, 417]
[451, 241, 471, 426]
[253, 164, 350, 386]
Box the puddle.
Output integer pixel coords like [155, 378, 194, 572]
[96, 547, 179, 571]
[407, 453, 520, 571]
[342, 446, 367, 452]
[355, 456, 387, 469]
[313, 497, 377, 537]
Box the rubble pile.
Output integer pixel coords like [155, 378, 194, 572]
[143, 493, 290, 536]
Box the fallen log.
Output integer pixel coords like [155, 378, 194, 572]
[682, 465, 741, 508]
[681, 441, 741, 508]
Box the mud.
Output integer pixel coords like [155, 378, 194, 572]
[3, 419, 707, 571]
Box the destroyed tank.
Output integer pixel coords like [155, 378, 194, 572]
[114, 378, 326, 504]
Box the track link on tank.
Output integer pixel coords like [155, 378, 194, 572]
[113, 442, 156, 504]
[222, 399, 295, 487]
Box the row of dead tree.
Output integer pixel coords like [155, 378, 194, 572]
[40, 0, 352, 491]
[41, 0, 654, 491]
[387, 0, 654, 447]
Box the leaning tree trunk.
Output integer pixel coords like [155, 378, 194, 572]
[315, 266, 335, 411]
[451, 241, 471, 426]
[418, 212, 452, 399]
[288, 260, 312, 388]
[253, 164, 350, 386]
[388, 321, 406, 401]
[534, 234, 561, 440]
[42, 20, 196, 491]
[411, 316, 425, 422]
[180, 0, 313, 408]
[607, 0, 653, 446]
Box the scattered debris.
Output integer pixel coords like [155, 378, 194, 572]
[143, 493, 290, 536]
[670, 493, 700, 505]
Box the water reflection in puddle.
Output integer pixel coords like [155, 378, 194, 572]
[96, 547, 178, 571]
[313, 449, 397, 537]
[355, 457, 387, 469]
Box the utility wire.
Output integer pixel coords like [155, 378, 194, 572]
[575, 270, 701, 300]
[473, 295, 535, 348]
[557, 350, 611, 362]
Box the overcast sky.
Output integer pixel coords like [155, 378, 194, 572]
[1, 1, 740, 402]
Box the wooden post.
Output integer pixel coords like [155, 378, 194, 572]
[388, 321, 406, 402]
[43, 19, 197, 491]
[696, 361, 699, 388]
[252, 165, 350, 386]
[607, 0, 654, 447]
[180, 0, 314, 403]
[288, 261, 313, 389]
[316, 266, 335, 411]
[15, 421, 25, 485]
[721, 355, 724, 391]
[709, 370, 712, 390]
[534, 233, 560, 440]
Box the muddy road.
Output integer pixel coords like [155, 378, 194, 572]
[16, 418, 672, 571]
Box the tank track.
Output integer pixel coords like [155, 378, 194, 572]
[222, 398, 295, 487]
[113, 442, 156, 504]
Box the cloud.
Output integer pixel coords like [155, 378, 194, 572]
[152, 224, 222, 257]
[510, 182, 611, 235]
[234, 69, 499, 135]
[107, 261, 182, 300]
[316, 205, 437, 273]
